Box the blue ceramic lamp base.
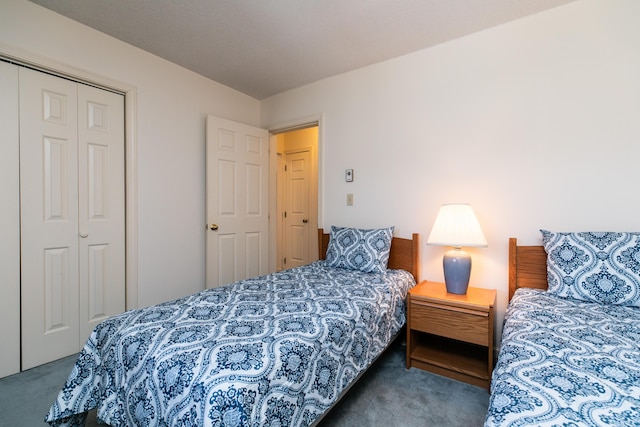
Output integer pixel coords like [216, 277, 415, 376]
[443, 247, 472, 294]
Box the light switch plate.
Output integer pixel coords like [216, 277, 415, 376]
[347, 193, 354, 206]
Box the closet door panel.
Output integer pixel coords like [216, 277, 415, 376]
[0, 62, 20, 378]
[20, 67, 80, 370]
[78, 84, 125, 340]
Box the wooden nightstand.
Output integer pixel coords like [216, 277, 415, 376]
[406, 280, 496, 389]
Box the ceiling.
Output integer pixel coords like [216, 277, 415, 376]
[29, 0, 575, 100]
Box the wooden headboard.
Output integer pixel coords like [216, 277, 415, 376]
[318, 229, 420, 281]
[508, 237, 548, 300]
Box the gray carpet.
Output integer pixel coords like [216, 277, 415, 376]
[0, 339, 489, 426]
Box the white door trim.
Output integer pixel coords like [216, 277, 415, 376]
[0, 42, 139, 310]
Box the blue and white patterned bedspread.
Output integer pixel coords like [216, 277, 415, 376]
[485, 288, 640, 427]
[46, 261, 415, 427]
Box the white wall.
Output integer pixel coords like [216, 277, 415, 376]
[0, 0, 261, 307]
[261, 0, 640, 339]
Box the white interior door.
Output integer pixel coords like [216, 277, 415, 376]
[283, 150, 311, 269]
[206, 115, 269, 288]
[19, 68, 125, 369]
[0, 61, 20, 378]
[77, 83, 126, 340]
[20, 67, 81, 369]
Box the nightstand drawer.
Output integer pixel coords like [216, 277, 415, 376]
[410, 301, 489, 346]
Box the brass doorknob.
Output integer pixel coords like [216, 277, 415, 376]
[302, 219, 308, 223]
[209, 224, 219, 231]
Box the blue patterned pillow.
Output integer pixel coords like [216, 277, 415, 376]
[325, 226, 394, 273]
[541, 230, 640, 307]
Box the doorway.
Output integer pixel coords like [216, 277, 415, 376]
[273, 126, 319, 271]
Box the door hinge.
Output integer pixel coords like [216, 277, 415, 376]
[284, 165, 287, 172]
[284, 211, 287, 218]
[283, 257, 287, 264]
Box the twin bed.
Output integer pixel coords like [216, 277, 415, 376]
[46, 227, 419, 427]
[486, 232, 640, 426]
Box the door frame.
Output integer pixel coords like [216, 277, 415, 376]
[268, 114, 323, 272]
[276, 152, 284, 271]
[0, 42, 139, 310]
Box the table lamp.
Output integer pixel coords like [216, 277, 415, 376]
[427, 203, 487, 294]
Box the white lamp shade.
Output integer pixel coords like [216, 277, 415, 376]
[427, 203, 488, 248]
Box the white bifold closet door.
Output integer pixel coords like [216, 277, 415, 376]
[19, 67, 125, 370]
